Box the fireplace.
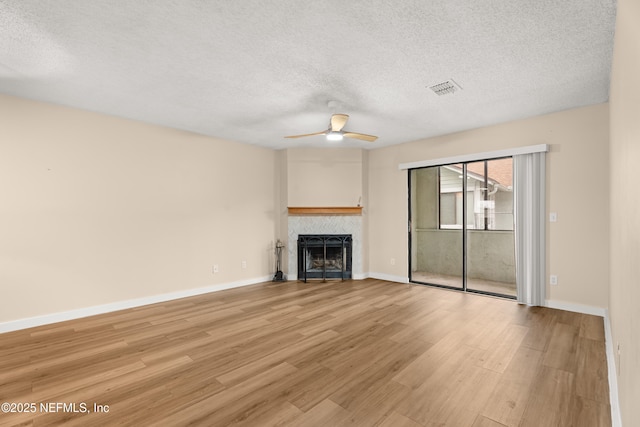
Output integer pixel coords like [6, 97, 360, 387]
[288, 214, 362, 280]
[297, 234, 352, 282]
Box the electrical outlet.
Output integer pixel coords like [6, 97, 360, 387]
[549, 212, 558, 222]
[550, 275, 558, 285]
[241, 260, 247, 269]
[213, 264, 219, 274]
[390, 258, 396, 266]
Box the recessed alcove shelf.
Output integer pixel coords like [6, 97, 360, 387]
[287, 207, 362, 216]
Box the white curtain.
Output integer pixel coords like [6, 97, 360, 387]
[514, 152, 546, 306]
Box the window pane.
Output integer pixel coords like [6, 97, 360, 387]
[466, 161, 486, 230]
[439, 164, 463, 229]
[488, 158, 513, 231]
[410, 167, 463, 289]
[466, 158, 516, 297]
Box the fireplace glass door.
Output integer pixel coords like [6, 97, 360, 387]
[298, 234, 352, 281]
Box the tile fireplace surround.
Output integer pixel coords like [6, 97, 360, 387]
[287, 209, 363, 280]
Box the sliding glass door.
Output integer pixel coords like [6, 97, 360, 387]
[409, 158, 516, 298]
[409, 165, 464, 289]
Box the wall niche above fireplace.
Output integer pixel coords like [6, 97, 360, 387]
[297, 234, 352, 282]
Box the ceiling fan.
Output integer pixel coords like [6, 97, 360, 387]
[284, 114, 378, 142]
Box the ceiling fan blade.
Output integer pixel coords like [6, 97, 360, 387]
[284, 131, 326, 139]
[343, 132, 378, 142]
[330, 114, 349, 132]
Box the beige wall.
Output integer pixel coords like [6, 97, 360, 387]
[286, 147, 363, 207]
[0, 95, 276, 323]
[609, 0, 640, 423]
[0, 94, 612, 323]
[368, 104, 610, 309]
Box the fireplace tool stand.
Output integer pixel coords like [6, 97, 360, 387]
[273, 239, 286, 282]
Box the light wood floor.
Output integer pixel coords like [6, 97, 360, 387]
[0, 279, 611, 426]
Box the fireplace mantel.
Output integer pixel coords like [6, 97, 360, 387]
[288, 207, 362, 216]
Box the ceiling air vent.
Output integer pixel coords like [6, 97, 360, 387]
[429, 79, 462, 96]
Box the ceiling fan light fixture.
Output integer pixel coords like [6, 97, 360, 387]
[284, 114, 377, 142]
[326, 131, 343, 141]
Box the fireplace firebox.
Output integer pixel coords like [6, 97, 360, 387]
[297, 234, 352, 282]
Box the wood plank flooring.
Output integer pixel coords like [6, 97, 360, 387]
[0, 279, 611, 426]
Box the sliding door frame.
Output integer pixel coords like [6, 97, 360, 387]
[408, 159, 516, 300]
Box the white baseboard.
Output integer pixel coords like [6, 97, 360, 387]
[367, 272, 409, 284]
[604, 309, 623, 427]
[544, 299, 607, 317]
[0, 275, 271, 334]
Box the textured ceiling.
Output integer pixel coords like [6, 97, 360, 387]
[0, 0, 617, 149]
